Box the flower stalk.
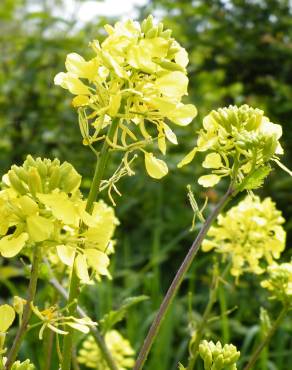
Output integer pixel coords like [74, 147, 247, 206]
[60, 118, 119, 370]
[133, 183, 235, 370]
[5, 246, 42, 370]
[243, 306, 289, 370]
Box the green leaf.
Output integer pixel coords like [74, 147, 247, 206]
[237, 166, 272, 192]
[100, 295, 148, 333]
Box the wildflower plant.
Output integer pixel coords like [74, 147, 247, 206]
[1, 13, 291, 370]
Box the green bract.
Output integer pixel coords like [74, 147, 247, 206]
[178, 104, 287, 188]
[202, 196, 286, 278]
[199, 340, 240, 370]
[0, 156, 119, 284]
[54, 15, 197, 179]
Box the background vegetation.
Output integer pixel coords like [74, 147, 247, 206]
[0, 0, 291, 368]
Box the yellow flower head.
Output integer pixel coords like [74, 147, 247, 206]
[261, 261, 292, 306]
[178, 105, 287, 188]
[199, 340, 240, 370]
[78, 330, 135, 369]
[0, 157, 119, 284]
[54, 15, 197, 179]
[202, 196, 286, 277]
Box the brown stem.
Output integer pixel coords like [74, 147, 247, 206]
[134, 184, 235, 370]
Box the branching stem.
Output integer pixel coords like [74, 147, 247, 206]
[134, 183, 235, 370]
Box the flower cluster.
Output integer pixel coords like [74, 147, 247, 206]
[0, 156, 118, 284]
[202, 196, 286, 277]
[261, 261, 292, 306]
[54, 16, 197, 179]
[178, 104, 285, 188]
[78, 330, 135, 369]
[199, 340, 240, 370]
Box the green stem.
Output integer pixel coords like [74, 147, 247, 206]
[243, 306, 288, 370]
[187, 263, 230, 370]
[133, 184, 235, 370]
[49, 276, 118, 370]
[60, 118, 119, 370]
[5, 247, 41, 370]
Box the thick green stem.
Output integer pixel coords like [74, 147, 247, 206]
[60, 118, 119, 370]
[243, 306, 288, 370]
[5, 247, 41, 370]
[133, 184, 235, 370]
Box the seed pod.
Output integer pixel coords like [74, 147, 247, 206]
[8, 170, 27, 195]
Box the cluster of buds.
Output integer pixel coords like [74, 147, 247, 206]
[0, 156, 119, 284]
[199, 340, 240, 370]
[261, 261, 292, 306]
[202, 196, 286, 278]
[78, 330, 135, 369]
[178, 104, 286, 188]
[4, 155, 81, 196]
[54, 16, 197, 179]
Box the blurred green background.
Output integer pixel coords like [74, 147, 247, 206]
[0, 0, 291, 369]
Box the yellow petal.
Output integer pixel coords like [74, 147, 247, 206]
[56, 245, 75, 266]
[177, 147, 197, 168]
[0, 304, 15, 332]
[54, 72, 90, 95]
[75, 254, 91, 284]
[167, 103, 197, 126]
[37, 192, 79, 226]
[65, 53, 97, 80]
[144, 152, 168, 179]
[155, 71, 188, 98]
[158, 133, 166, 155]
[175, 47, 189, 67]
[0, 233, 28, 258]
[163, 123, 178, 144]
[26, 215, 54, 242]
[84, 249, 110, 277]
[72, 95, 90, 107]
[18, 196, 38, 216]
[202, 153, 223, 169]
[198, 175, 220, 187]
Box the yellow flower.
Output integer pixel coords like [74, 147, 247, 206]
[0, 157, 118, 284]
[202, 196, 286, 278]
[54, 16, 197, 179]
[78, 330, 135, 370]
[178, 105, 288, 188]
[261, 261, 292, 305]
[0, 305, 15, 333]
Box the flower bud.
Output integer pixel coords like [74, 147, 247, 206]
[8, 170, 27, 195]
[27, 168, 43, 196]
